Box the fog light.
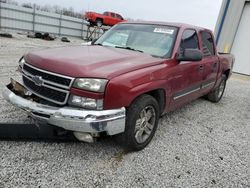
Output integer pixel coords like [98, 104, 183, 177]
[69, 95, 103, 110]
[72, 96, 82, 103]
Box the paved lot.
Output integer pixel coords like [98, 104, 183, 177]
[0, 34, 249, 187]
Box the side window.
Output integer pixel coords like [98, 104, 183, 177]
[201, 31, 215, 56]
[103, 12, 109, 16]
[111, 13, 115, 18]
[180, 29, 199, 50]
[116, 14, 123, 20]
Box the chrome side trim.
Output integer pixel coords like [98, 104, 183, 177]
[173, 80, 216, 100]
[174, 87, 200, 100]
[201, 81, 215, 89]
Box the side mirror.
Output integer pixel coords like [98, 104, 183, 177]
[176, 49, 203, 62]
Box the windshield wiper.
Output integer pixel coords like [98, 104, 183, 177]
[114, 46, 144, 53]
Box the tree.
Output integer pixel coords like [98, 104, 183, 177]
[3, 0, 86, 19]
[22, 3, 32, 9]
[40, 4, 53, 12]
[53, 5, 62, 14]
[5, 0, 18, 5]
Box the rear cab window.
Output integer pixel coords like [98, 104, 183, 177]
[200, 31, 215, 57]
[116, 14, 123, 20]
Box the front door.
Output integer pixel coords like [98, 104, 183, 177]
[169, 29, 203, 110]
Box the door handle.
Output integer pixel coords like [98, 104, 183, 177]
[212, 63, 218, 72]
[213, 62, 218, 68]
[199, 65, 204, 71]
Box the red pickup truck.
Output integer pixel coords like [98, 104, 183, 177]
[3, 22, 234, 151]
[85, 11, 125, 27]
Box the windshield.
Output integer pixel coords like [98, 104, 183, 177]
[95, 23, 178, 58]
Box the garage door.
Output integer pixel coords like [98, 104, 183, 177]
[231, 2, 250, 75]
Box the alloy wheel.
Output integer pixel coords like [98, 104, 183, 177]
[134, 105, 156, 144]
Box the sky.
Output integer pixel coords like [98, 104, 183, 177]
[16, 0, 223, 30]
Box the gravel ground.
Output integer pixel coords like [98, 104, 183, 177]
[0, 34, 250, 188]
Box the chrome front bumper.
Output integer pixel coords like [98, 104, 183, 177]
[2, 86, 126, 135]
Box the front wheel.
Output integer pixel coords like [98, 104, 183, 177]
[206, 75, 227, 103]
[116, 95, 160, 151]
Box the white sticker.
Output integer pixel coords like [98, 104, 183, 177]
[154, 28, 174, 34]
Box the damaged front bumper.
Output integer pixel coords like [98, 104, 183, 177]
[2, 80, 126, 136]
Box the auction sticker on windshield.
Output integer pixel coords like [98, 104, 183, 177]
[154, 28, 174, 34]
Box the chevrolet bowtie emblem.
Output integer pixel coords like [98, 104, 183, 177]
[32, 75, 43, 86]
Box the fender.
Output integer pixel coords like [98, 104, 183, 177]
[103, 60, 174, 110]
[104, 79, 171, 110]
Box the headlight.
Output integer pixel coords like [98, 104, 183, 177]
[73, 78, 108, 92]
[19, 56, 25, 68]
[69, 95, 103, 110]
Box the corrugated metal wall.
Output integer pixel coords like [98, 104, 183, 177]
[214, 0, 250, 52]
[0, 2, 103, 38]
[215, 0, 250, 75]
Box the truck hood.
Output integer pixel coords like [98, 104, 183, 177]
[24, 46, 164, 79]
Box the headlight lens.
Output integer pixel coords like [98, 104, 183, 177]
[19, 57, 25, 68]
[73, 78, 108, 92]
[69, 95, 103, 110]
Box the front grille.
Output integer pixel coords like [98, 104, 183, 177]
[23, 64, 72, 87]
[23, 76, 67, 103]
[22, 63, 74, 105]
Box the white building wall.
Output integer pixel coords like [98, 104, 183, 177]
[215, 0, 250, 75]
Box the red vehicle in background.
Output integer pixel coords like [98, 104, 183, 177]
[85, 11, 125, 27]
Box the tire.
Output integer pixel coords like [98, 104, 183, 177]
[116, 95, 160, 151]
[206, 75, 227, 103]
[35, 32, 42, 39]
[89, 21, 95, 26]
[95, 19, 103, 27]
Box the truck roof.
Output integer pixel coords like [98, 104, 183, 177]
[120, 21, 210, 32]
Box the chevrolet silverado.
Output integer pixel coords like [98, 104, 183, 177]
[3, 22, 234, 150]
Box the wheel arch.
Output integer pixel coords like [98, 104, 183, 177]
[145, 89, 166, 114]
[224, 69, 231, 79]
[129, 88, 166, 115]
[95, 17, 103, 22]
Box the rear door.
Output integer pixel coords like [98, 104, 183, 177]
[170, 29, 204, 109]
[199, 31, 219, 94]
